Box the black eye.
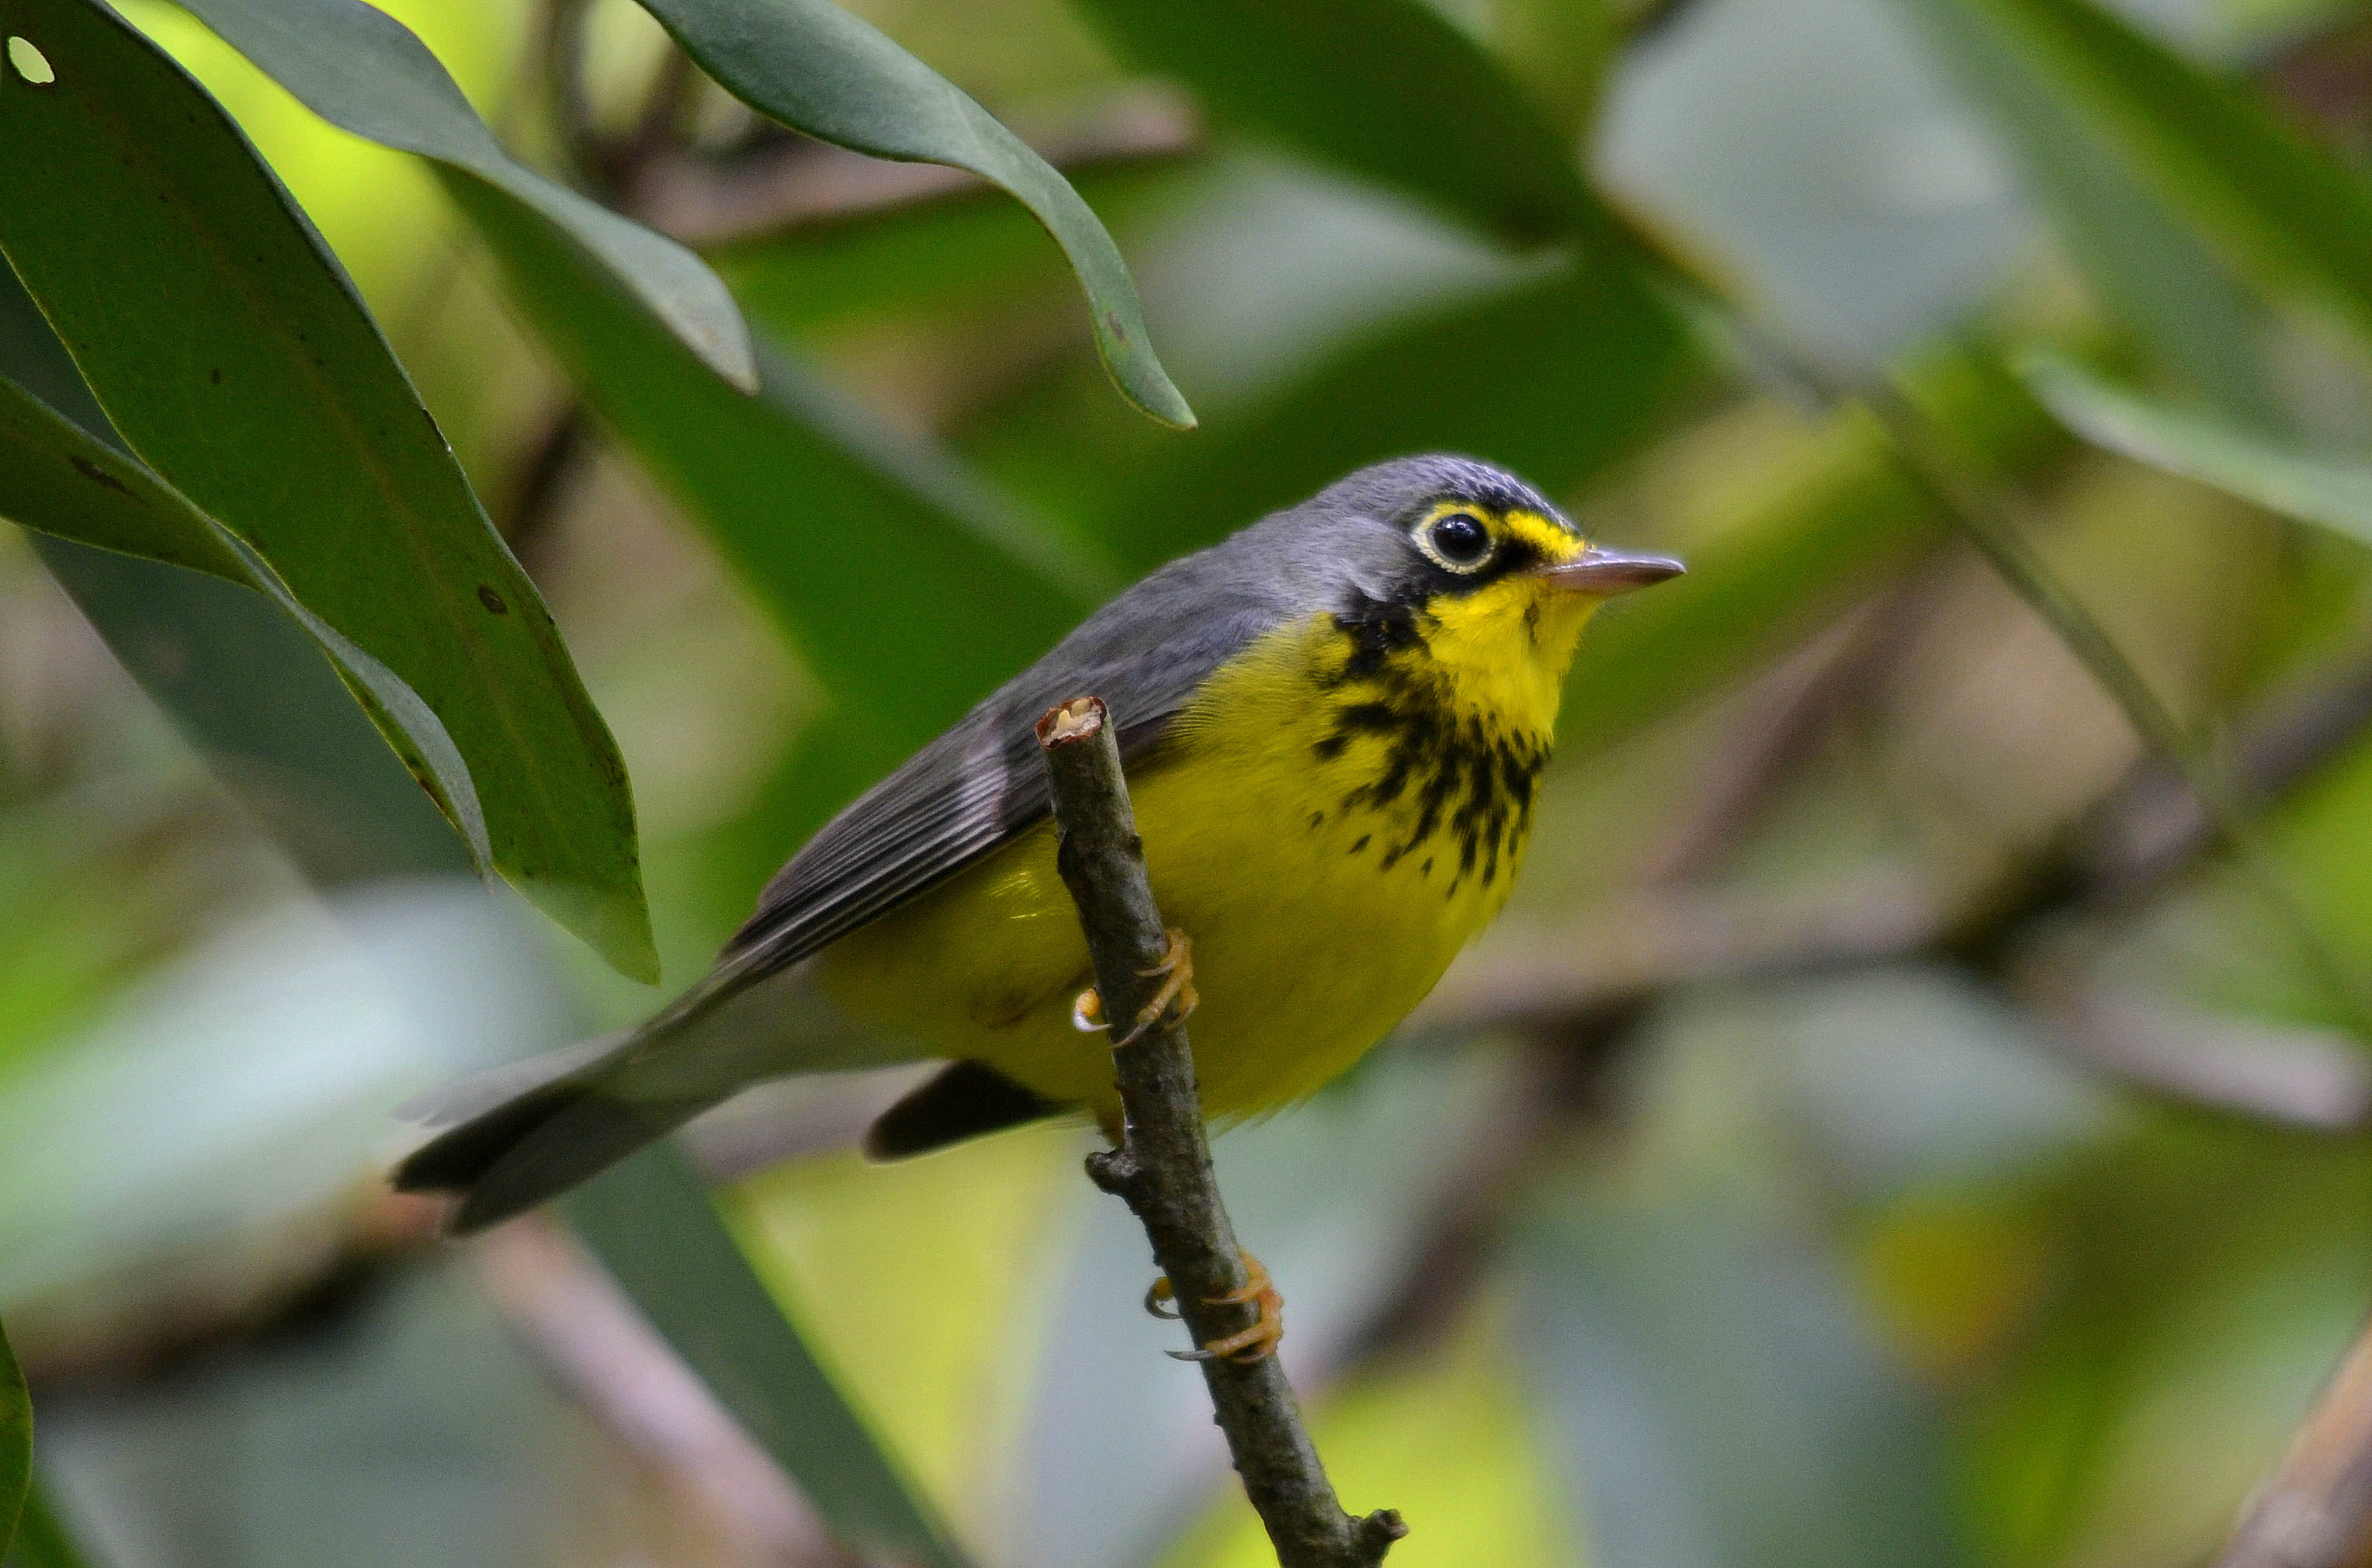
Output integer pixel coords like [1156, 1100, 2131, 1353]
[1426, 512, 1491, 568]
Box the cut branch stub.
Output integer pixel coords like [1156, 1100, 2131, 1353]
[1035, 694, 1404, 1568]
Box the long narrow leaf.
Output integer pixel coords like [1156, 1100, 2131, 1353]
[1874, 373, 2372, 1025]
[713, 154, 1197, 336]
[567, 1146, 976, 1568]
[0, 0, 656, 982]
[169, 0, 757, 391]
[1887, 0, 2276, 421]
[0, 373, 249, 584]
[1072, 0, 1597, 247]
[1932, 0, 2372, 359]
[2023, 350, 2372, 545]
[449, 173, 1096, 757]
[0, 367, 498, 870]
[630, 0, 1191, 428]
[0, 265, 476, 885]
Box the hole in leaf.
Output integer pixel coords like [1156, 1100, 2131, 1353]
[7, 36, 53, 85]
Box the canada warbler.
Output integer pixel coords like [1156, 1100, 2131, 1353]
[396, 455, 1681, 1235]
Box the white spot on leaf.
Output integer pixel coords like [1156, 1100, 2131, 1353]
[7, 36, 53, 85]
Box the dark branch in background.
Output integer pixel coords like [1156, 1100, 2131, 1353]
[1639, 575, 1939, 885]
[1864, 379, 2372, 1035]
[1035, 696, 1405, 1568]
[2082, 651, 2372, 900]
[1341, 1006, 1645, 1368]
[634, 88, 1200, 249]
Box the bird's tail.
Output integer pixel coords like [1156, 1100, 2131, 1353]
[393, 966, 817, 1234]
[390, 1026, 729, 1235]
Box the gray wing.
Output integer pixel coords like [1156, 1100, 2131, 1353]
[714, 534, 1319, 983]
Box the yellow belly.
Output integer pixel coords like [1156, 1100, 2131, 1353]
[810, 608, 1563, 1126]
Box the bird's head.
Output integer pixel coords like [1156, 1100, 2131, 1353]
[1287, 456, 1683, 713]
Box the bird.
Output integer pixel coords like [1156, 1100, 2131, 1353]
[394, 455, 1682, 1312]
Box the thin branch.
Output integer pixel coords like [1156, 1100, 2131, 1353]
[1865, 380, 2372, 1036]
[1338, 1009, 1645, 1369]
[2217, 1310, 2372, 1568]
[474, 1219, 854, 1568]
[636, 88, 1200, 249]
[2082, 647, 2372, 900]
[1035, 696, 1405, 1568]
[1639, 576, 1937, 885]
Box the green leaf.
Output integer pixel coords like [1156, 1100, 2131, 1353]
[449, 172, 1097, 752]
[1070, 0, 1597, 246]
[463, 165, 1077, 1566]
[566, 1145, 976, 1568]
[630, 0, 1192, 428]
[3, 1481, 96, 1568]
[2023, 350, 2372, 545]
[168, 0, 756, 392]
[1885, 0, 2276, 422]
[712, 154, 1196, 336]
[1923, 0, 2372, 361]
[0, 365, 502, 874]
[0, 264, 471, 888]
[1067, 256, 1704, 574]
[0, 372, 250, 585]
[0, 1320, 24, 1563]
[0, 0, 657, 983]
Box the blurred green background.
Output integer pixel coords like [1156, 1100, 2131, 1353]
[11, 0, 2372, 1563]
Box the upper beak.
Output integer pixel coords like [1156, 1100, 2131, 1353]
[1535, 546, 1685, 596]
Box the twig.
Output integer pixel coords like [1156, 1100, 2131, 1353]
[2082, 648, 2372, 901]
[474, 1219, 853, 1568]
[1034, 696, 1406, 1568]
[2218, 1311, 2372, 1568]
[640, 88, 1200, 249]
[1639, 577, 1935, 885]
[1864, 380, 2372, 1036]
[1338, 1010, 1644, 1368]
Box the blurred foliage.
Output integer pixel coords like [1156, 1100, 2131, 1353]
[2, 1322, 23, 1560]
[7, 0, 2372, 1564]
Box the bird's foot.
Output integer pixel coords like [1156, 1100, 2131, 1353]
[1071, 929, 1198, 1042]
[1145, 1249, 1284, 1364]
[1115, 928, 1197, 1046]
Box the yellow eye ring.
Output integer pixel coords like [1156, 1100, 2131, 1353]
[1414, 510, 1493, 573]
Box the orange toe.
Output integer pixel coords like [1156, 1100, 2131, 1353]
[1164, 1249, 1284, 1365]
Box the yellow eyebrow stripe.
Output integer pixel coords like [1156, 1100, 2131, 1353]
[1500, 508, 1583, 562]
[1414, 500, 1582, 565]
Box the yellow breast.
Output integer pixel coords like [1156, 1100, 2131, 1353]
[813, 577, 1598, 1126]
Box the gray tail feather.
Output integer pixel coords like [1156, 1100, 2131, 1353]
[391, 1031, 723, 1236]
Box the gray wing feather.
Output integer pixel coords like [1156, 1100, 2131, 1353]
[716, 529, 1330, 983]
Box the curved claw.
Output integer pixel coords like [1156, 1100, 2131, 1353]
[1160, 1250, 1284, 1365]
[1114, 928, 1198, 1047]
[1143, 1276, 1181, 1320]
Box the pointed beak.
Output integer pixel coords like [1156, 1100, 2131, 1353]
[1534, 546, 1685, 596]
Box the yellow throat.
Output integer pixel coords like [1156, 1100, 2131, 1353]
[817, 505, 1605, 1126]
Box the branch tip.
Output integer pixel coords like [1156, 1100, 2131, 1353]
[1036, 695, 1106, 748]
